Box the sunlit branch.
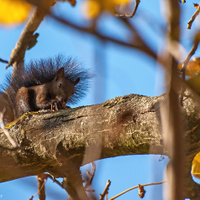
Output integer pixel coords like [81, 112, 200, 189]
[180, 35, 200, 104]
[187, 4, 200, 29]
[180, 39, 200, 76]
[99, 180, 111, 200]
[109, 180, 167, 200]
[7, 3, 53, 69]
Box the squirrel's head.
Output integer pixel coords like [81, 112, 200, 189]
[52, 67, 80, 103]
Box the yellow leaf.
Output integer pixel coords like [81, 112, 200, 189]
[192, 152, 200, 179]
[81, 0, 133, 19]
[0, 0, 32, 25]
[193, 3, 199, 9]
[113, 0, 132, 5]
[186, 70, 200, 94]
[178, 58, 200, 77]
[81, 0, 101, 19]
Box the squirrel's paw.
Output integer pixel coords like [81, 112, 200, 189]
[51, 100, 66, 111]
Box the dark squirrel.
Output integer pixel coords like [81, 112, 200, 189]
[0, 56, 91, 123]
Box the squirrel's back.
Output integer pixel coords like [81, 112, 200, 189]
[0, 55, 91, 123]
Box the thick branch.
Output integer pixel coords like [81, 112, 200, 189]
[0, 94, 199, 199]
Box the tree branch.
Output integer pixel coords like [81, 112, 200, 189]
[180, 35, 200, 76]
[99, 180, 111, 200]
[0, 94, 199, 198]
[165, 1, 185, 199]
[7, 1, 54, 70]
[0, 58, 8, 64]
[179, 35, 200, 105]
[187, 4, 200, 29]
[36, 173, 47, 200]
[110, 181, 167, 200]
[49, 13, 157, 61]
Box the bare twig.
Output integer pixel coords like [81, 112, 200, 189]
[187, 4, 200, 29]
[119, 18, 156, 60]
[84, 162, 96, 189]
[109, 181, 167, 200]
[29, 174, 47, 200]
[49, 13, 157, 61]
[180, 37, 200, 104]
[180, 39, 200, 75]
[114, 0, 140, 18]
[37, 173, 48, 200]
[46, 173, 64, 188]
[7, 1, 54, 69]
[0, 108, 17, 148]
[99, 180, 111, 200]
[0, 58, 8, 64]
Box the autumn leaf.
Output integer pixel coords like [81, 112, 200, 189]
[0, 0, 32, 25]
[113, 0, 132, 4]
[179, 58, 200, 94]
[186, 71, 200, 94]
[138, 184, 146, 198]
[81, 0, 133, 19]
[191, 152, 200, 179]
[81, 0, 101, 19]
[178, 58, 200, 77]
[193, 3, 199, 9]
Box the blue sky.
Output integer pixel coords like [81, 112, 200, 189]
[0, 0, 198, 199]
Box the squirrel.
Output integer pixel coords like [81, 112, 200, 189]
[0, 55, 91, 123]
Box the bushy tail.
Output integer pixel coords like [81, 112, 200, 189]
[0, 55, 92, 123]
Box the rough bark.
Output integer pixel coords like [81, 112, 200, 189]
[0, 94, 200, 199]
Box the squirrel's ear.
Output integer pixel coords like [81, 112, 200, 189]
[73, 78, 80, 86]
[54, 67, 64, 81]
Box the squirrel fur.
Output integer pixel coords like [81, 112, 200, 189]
[0, 56, 91, 123]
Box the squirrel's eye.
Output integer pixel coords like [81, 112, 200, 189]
[58, 83, 62, 88]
